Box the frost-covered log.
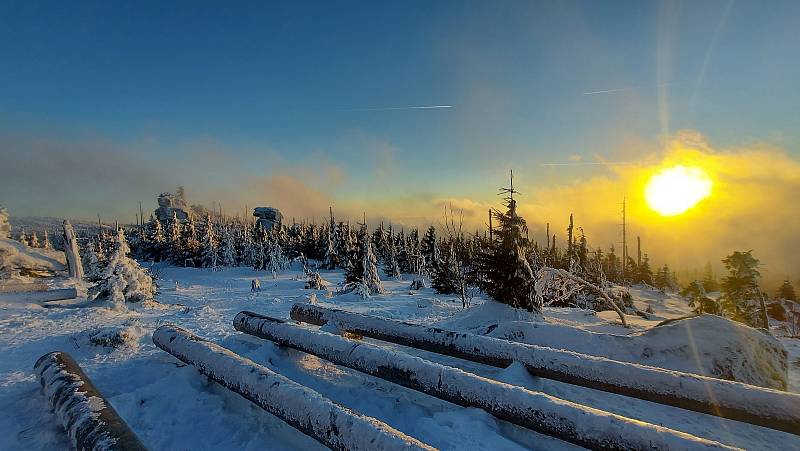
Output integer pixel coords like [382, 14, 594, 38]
[33, 351, 146, 451]
[152, 325, 434, 451]
[235, 311, 736, 451]
[290, 303, 800, 435]
[62, 220, 85, 279]
[0, 287, 77, 303]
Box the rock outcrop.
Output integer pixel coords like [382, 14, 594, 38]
[154, 190, 190, 222]
[253, 207, 283, 230]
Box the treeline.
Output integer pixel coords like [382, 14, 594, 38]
[69, 179, 796, 328]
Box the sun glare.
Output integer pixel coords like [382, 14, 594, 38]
[645, 165, 712, 216]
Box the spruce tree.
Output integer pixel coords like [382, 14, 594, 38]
[476, 175, 537, 311]
[344, 226, 383, 295]
[148, 216, 166, 261]
[29, 232, 40, 248]
[89, 228, 155, 306]
[681, 280, 718, 314]
[382, 238, 401, 279]
[720, 251, 761, 324]
[432, 243, 460, 295]
[200, 214, 218, 270]
[420, 226, 439, 275]
[637, 253, 654, 286]
[166, 212, 182, 265]
[42, 230, 52, 250]
[182, 215, 201, 267]
[777, 280, 797, 302]
[219, 224, 238, 267]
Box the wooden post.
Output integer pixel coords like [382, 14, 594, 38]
[153, 325, 434, 451]
[235, 312, 734, 451]
[62, 220, 84, 279]
[34, 352, 146, 451]
[289, 303, 800, 435]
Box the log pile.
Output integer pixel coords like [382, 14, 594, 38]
[153, 325, 435, 451]
[290, 303, 800, 435]
[235, 311, 737, 451]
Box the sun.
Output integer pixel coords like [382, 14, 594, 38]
[645, 165, 713, 216]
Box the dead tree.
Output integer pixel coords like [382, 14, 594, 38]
[62, 220, 84, 279]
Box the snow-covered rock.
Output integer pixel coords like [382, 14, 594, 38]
[0, 236, 67, 279]
[253, 207, 283, 230]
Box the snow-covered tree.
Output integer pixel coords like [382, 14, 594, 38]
[432, 243, 460, 295]
[382, 239, 401, 279]
[166, 212, 182, 264]
[476, 178, 537, 312]
[219, 224, 238, 267]
[182, 215, 201, 267]
[29, 232, 40, 248]
[322, 226, 339, 269]
[681, 280, 719, 314]
[200, 215, 218, 270]
[721, 250, 762, 324]
[18, 229, 28, 246]
[89, 228, 155, 307]
[344, 227, 383, 296]
[777, 279, 797, 302]
[420, 226, 439, 275]
[147, 216, 166, 261]
[42, 230, 52, 250]
[83, 241, 105, 282]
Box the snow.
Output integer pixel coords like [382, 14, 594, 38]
[1, 266, 799, 450]
[439, 295, 788, 389]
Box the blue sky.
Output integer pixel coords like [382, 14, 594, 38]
[1, 0, 798, 222]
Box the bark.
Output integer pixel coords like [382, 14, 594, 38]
[152, 325, 435, 451]
[34, 351, 146, 451]
[235, 311, 737, 451]
[290, 303, 800, 435]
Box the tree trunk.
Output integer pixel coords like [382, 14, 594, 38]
[290, 303, 800, 435]
[0, 287, 77, 303]
[152, 325, 434, 451]
[62, 220, 84, 279]
[34, 352, 146, 451]
[236, 311, 735, 451]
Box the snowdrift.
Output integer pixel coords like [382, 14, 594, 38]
[437, 301, 788, 389]
[0, 237, 66, 278]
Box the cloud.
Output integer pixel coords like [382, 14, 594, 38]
[518, 130, 800, 286]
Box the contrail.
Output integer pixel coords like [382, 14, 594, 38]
[583, 82, 674, 96]
[343, 105, 454, 111]
[540, 161, 635, 166]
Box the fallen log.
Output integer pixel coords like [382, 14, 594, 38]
[34, 351, 146, 451]
[0, 287, 77, 303]
[290, 303, 800, 435]
[152, 325, 435, 451]
[0, 282, 49, 293]
[235, 311, 737, 450]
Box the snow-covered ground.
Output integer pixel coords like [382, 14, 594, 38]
[1, 266, 798, 450]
